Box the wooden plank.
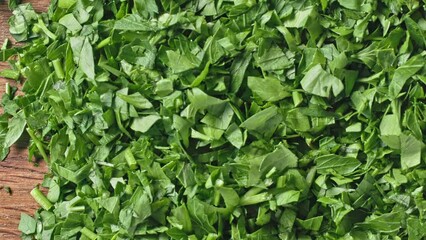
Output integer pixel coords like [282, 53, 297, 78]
[0, 0, 49, 239]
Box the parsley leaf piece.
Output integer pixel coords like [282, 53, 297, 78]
[300, 64, 344, 98]
[18, 213, 36, 235]
[247, 76, 291, 102]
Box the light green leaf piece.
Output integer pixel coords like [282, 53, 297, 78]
[131, 115, 161, 133]
[405, 18, 425, 48]
[280, 209, 297, 232]
[254, 44, 292, 71]
[345, 122, 362, 132]
[18, 213, 36, 235]
[190, 62, 210, 87]
[285, 108, 311, 132]
[58, 14, 82, 32]
[80, 37, 95, 80]
[166, 50, 202, 73]
[320, 0, 329, 11]
[117, 92, 153, 109]
[218, 187, 240, 209]
[240, 106, 282, 139]
[284, 6, 314, 28]
[315, 154, 361, 176]
[298, 48, 326, 73]
[171, 205, 192, 233]
[300, 64, 344, 98]
[296, 216, 323, 231]
[230, 52, 252, 93]
[337, 0, 363, 10]
[225, 123, 245, 149]
[134, 0, 158, 18]
[131, 189, 151, 220]
[114, 14, 156, 31]
[260, 144, 298, 175]
[70, 36, 95, 80]
[407, 217, 426, 240]
[99, 196, 120, 213]
[4, 112, 26, 148]
[388, 55, 424, 98]
[356, 211, 404, 233]
[400, 134, 422, 170]
[201, 104, 234, 130]
[187, 88, 225, 110]
[276, 190, 300, 206]
[277, 26, 297, 51]
[58, 0, 76, 9]
[187, 198, 217, 235]
[248, 76, 291, 102]
[379, 114, 401, 149]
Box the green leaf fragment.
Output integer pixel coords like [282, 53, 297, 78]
[247, 76, 291, 102]
[296, 216, 323, 231]
[276, 190, 300, 206]
[131, 115, 161, 133]
[389, 55, 424, 98]
[400, 134, 422, 170]
[300, 64, 344, 98]
[18, 213, 36, 235]
[315, 154, 361, 176]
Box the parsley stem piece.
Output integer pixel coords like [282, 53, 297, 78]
[242, 187, 263, 198]
[239, 192, 270, 206]
[70, 206, 85, 212]
[52, 59, 64, 79]
[80, 227, 98, 240]
[5, 82, 10, 96]
[292, 91, 303, 107]
[26, 128, 49, 163]
[1, 39, 7, 62]
[115, 111, 132, 138]
[30, 188, 52, 210]
[213, 191, 221, 206]
[0, 69, 19, 80]
[96, 37, 111, 49]
[1, 38, 8, 50]
[190, 61, 210, 87]
[124, 148, 137, 170]
[36, 17, 57, 40]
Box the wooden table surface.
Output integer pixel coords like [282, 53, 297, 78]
[0, 0, 49, 238]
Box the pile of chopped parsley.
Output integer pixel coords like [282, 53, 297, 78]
[0, 0, 425, 239]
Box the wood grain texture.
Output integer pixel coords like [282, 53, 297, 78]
[0, 0, 50, 239]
